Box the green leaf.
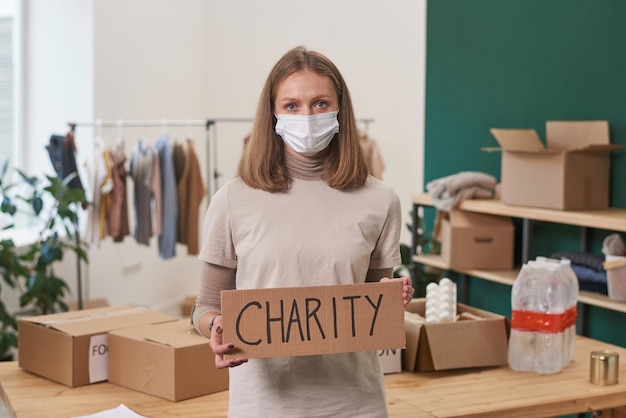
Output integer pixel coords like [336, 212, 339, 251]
[0, 159, 8, 180]
[15, 169, 38, 187]
[1, 196, 16, 215]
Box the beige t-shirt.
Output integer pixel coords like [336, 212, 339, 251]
[199, 175, 401, 418]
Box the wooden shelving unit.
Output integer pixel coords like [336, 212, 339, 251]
[411, 193, 626, 317]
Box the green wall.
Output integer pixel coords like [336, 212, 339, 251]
[424, 0, 626, 348]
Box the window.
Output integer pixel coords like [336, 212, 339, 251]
[0, 0, 21, 170]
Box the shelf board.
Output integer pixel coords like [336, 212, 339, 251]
[412, 254, 626, 314]
[413, 193, 626, 232]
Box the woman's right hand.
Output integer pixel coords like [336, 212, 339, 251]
[208, 315, 248, 369]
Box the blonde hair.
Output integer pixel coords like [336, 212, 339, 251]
[238, 46, 368, 192]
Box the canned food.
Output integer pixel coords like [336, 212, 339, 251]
[590, 350, 619, 385]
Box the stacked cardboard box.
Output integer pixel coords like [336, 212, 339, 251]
[18, 305, 176, 387]
[487, 120, 623, 210]
[441, 210, 514, 269]
[108, 319, 229, 401]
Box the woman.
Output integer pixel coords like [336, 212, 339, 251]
[193, 46, 413, 418]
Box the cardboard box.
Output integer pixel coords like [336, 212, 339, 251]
[181, 295, 196, 317]
[488, 120, 623, 210]
[378, 348, 402, 374]
[441, 210, 514, 270]
[18, 305, 176, 387]
[402, 299, 509, 372]
[221, 282, 406, 359]
[108, 319, 229, 401]
[67, 298, 110, 311]
[605, 255, 626, 301]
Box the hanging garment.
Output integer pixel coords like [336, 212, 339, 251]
[151, 146, 163, 236]
[108, 140, 130, 242]
[173, 140, 190, 245]
[98, 150, 114, 240]
[82, 136, 110, 247]
[155, 135, 178, 259]
[181, 138, 206, 255]
[129, 139, 154, 246]
[359, 132, 385, 180]
[46, 130, 85, 190]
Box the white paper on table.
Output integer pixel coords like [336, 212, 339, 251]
[70, 404, 147, 418]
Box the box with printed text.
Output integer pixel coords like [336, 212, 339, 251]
[18, 305, 176, 387]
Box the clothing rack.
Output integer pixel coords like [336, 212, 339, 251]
[69, 118, 254, 196]
[67, 116, 374, 310]
[69, 116, 375, 196]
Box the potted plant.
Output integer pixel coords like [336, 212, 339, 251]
[0, 159, 88, 360]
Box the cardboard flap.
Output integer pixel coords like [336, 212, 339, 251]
[402, 312, 424, 372]
[546, 120, 609, 150]
[490, 128, 545, 151]
[35, 306, 174, 336]
[143, 328, 207, 349]
[425, 320, 508, 369]
[447, 210, 513, 228]
[25, 304, 137, 325]
[569, 144, 624, 154]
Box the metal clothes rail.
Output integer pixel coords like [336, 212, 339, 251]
[67, 116, 375, 310]
[69, 118, 254, 197]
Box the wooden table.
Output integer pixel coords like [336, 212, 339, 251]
[1, 336, 625, 418]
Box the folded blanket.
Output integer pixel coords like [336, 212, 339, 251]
[551, 251, 605, 272]
[426, 171, 496, 211]
[571, 264, 607, 295]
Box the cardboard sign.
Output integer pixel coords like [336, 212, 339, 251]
[221, 282, 406, 359]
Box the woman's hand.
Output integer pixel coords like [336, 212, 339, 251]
[380, 276, 414, 306]
[208, 315, 248, 369]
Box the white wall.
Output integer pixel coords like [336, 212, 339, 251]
[0, 0, 95, 315]
[16, 0, 425, 316]
[202, 1, 426, 230]
[23, 0, 93, 175]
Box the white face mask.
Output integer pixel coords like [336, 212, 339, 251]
[275, 111, 339, 156]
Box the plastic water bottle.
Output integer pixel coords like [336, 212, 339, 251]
[537, 257, 579, 367]
[509, 257, 572, 374]
[558, 258, 579, 365]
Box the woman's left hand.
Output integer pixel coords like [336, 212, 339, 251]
[380, 276, 414, 306]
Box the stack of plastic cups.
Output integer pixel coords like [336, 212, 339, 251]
[425, 278, 457, 323]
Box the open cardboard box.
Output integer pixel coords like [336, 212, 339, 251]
[486, 120, 623, 210]
[18, 305, 176, 387]
[441, 210, 514, 270]
[108, 319, 229, 401]
[403, 299, 509, 372]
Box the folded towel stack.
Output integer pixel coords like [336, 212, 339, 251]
[426, 171, 496, 211]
